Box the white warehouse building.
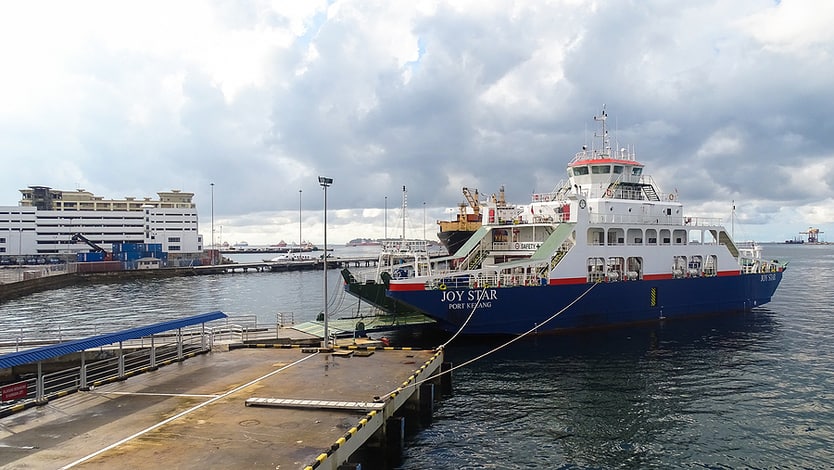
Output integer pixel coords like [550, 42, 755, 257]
[0, 186, 203, 260]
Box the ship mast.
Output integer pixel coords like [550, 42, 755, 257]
[401, 185, 407, 239]
[593, 105, 609, 157]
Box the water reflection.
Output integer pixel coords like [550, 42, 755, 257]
[402, 310, 834, 469]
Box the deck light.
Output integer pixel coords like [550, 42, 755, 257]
[318, 176, 333, 349]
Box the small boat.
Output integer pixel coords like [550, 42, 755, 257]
[264, 252, 315, 262]
[381, 107, 787, 335]
[341, 238, 435, 316]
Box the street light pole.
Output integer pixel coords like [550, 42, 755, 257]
[210, 182, 215, 265]
[317, 176, 333, 349]
[299, 189, 302, 252]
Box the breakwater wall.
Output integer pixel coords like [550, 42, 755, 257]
[0, 268, 197, 303]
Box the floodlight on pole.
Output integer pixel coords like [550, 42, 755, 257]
[318, 176, 333, 349]
[210, 182, 215, 265]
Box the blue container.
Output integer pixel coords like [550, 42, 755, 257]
[77, 252, 105, 262]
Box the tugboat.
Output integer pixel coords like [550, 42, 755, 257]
[383, 107, 787, 335]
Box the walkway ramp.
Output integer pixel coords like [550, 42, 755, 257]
[290, 313, 436, 339]
[451, 226, 491, 257]
[530, 223, 576, 260]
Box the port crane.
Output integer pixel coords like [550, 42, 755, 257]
[71, 233, 112, 260]
[800, 227, 824, 243]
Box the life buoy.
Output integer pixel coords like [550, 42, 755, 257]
[439, 283, 447, 291]
[533, 194, 539, 201]
[668, 194, 675, 201]
[606, 189, 613, 197]
[544, 195, 550, 202]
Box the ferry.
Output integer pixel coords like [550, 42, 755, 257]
[380, 108, 787, 335]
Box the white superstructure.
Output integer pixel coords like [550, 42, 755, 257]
[0, 186, 203, 258]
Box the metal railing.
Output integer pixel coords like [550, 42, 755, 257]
[276, 311, 295, 327]
[1, 332, 209, 415]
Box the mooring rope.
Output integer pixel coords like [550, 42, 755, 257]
[437, 286, 490, 349]
[376, 281, 599, 401]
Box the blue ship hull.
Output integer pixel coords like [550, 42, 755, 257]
[387, 272, 784, 335]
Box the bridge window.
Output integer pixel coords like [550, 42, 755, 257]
[591, 165, 611, 174]
[607, 228, 625, 245]
[573, 166, 589, 176]
[646, 229, 657, 245]
[673, 229, 687, 245]
[627, 228, 643, 245]
[613, 166, 623, 174]
[587, 227, 604, 245]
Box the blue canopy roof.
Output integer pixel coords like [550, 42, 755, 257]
[0, 311, 227, 369]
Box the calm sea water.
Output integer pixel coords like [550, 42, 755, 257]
[2, 244, 833, 468]
[400, 244, 834, 469]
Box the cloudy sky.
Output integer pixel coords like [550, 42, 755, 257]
[1, 0, 833, 245]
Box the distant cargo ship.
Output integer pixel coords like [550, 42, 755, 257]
[436, 186, 512, 255]
[346, 238, 382, 247]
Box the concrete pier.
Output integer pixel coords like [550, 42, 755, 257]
[0, 346, 444, 469]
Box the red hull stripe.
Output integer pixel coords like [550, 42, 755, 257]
[569, 158, 641, 167]
[549, 277, 586, 285]
[388, 283, 425, 292]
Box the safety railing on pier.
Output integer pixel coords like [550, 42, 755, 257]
[0, 332, 209, 415]
[0, 314, 285, 357]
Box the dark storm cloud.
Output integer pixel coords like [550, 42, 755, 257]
[2, 1, 832, 243]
